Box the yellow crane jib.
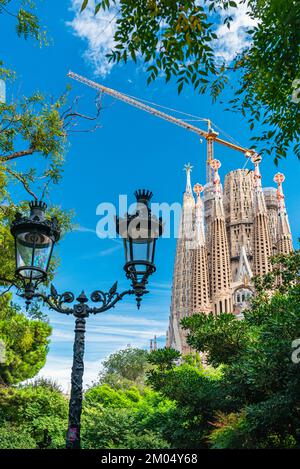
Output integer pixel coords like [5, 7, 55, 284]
[67, 71, 256, 183]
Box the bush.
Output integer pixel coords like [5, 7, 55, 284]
[0, 383, 68, 448]
[0, 421, 36, 449]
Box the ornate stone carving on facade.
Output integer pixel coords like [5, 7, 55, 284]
[167, 158, 293, 353]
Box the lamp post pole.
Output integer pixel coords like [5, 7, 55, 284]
[24, 285, 135, 449]
[9, 189, 163, 450]
[68, 315, 86, 449]
[62, 289, 137, 448]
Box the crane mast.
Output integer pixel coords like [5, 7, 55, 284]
[67, 71, 254, 182]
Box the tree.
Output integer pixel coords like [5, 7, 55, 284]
[0, 1, 102, 201]
[147, 352, 223, 448]
[81, 382, 173, 449]
[80, 346, 176, 449]
[81, 0, 300, 163]
[0, 89, 102, 201]
[0, 379, 68, 448]
[98, 346, 150, 387]
[0, 294, 51, 385]
[180, 250, 300, 448]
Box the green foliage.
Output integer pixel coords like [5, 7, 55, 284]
[0, 421, 36, 448]
[232, 0, 300, 162]
[123, 430, 170, 449]
[0, 381, 68, 448]
[0, 294, 52, 385]
[82, 406, 138, 449]
[180, 250, 300, 448]
[181, 313, 248, 366]
[147, 354, 223, 448]
[99, 0, 224, 96]
[148, 347, 181, 370]
[82, 383, 173, 449]
[0, 92, 68, 190]
[81, 346, 176, 449]
[0, 0, 46, 45]
[98, 346, 150, 386]
[0, 60, 15, 81]
[86, 0, 300, 162]
[84, 383, 142, 409]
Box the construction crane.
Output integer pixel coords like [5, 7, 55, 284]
[67, 71, 255, 183]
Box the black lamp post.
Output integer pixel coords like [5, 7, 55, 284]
[10, 191, 162, 450]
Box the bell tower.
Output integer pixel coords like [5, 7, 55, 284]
[210, 159, 232, 314]
[252, 155, 272, 276]
[274, 172, 293, 255]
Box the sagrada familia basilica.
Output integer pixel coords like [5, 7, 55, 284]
[166, 155, 293, 353]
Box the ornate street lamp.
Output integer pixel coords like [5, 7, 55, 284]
[10, 201, 60, 306]
[116, 189, 163, 309]
[10, 191, 162, 449]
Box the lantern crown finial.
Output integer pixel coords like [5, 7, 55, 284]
[29, 200, 47, 212]
[134, 189, 153, 207]
[29, 200, 47, 221]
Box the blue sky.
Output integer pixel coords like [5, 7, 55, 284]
[1, 1, 299, 389]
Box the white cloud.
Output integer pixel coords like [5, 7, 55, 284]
[51, 313, 168, 329]
[51, 325, 165, 343]
[80, 243, 122, 259]
[34, 311, 168, 390]
[35, 356, 102, 392]
[67, 0, 119, 77]
[214, 2, 258, 63]
[74, 225, 96, 234]
[68, 1, 257, 77]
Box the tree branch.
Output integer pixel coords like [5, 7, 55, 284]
[67, 124, 102, 133]
[0, 284, 13, 297]
[0, 148, 34, 162]
[6, 168, 38, 200]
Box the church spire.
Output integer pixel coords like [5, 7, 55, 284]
[252, 153, 267, 213]
[193, 183, 205, 247]
[184, 163, 193, 196]
[211, 159, 225, 218]
[210, 159, 232, 314]
[181, 163, 195, 241]
[191, 183, 211, 314]
[273, 172, 293, 254]
[167, 163, 195, 353]
[167, 159, 294, 354]
[252, 154, 272, 276]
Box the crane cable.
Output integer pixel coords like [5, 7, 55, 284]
[103, 89, 248, 153]
[112, 91, 210, 124]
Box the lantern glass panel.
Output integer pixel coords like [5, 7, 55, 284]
[16, 231, 53, 279]
[132, 239, 154, 264]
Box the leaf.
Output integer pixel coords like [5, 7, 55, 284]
[95, 3, 101, 15]
[81, 0, 89, 12]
